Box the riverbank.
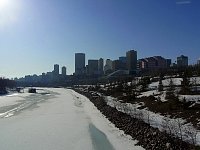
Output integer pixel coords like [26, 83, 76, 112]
[74, 88, 198, 150]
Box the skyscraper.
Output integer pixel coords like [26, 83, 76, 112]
[177, 55, 188, 67]
[104, 59, 113, 74]
[112, 60, 121, 71]
[166, 59, 172, 68]
[119, 56, 127, 70]
[126, 50, 137, 72]
[75, 53, 85, 75]
[62, 66, 67, 76]
[54, 64, 59, 76]
[119, 56, 127, 64]
[98, 58, 104, 75]
[88, 59, 98, 75]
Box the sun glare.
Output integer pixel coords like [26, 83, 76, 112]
[0, 0, 20, 27]
[0, 0, 10, 9]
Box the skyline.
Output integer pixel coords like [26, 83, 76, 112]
[12, 52, 191, 79]
[0, 0, 200, 78]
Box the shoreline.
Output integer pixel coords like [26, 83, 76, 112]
[74, 88, 197, 150]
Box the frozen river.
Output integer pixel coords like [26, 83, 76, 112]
[0, 88, 143, 150]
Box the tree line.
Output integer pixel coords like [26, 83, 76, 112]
[0, 78, 16, 94]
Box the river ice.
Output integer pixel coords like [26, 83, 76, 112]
[0, 88, 144, 150]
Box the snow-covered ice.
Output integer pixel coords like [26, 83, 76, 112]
[0, 88, 144, 150]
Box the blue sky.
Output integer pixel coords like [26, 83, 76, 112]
[0, 0, 200, 78]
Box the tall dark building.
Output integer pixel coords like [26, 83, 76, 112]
[54, 64, 59, 76]
[119, 56, 127, 64]
[75, 53, 85, 75]
[104, 59, 113, 74]
[166, 59, 172, 68]
[112, 60, 121, 71]
[119, 56, 127, 70]
[126, 50, 137, 72]
[88, 59, 98, 75]
[62, 66, 67, 76]
[177, 55, 188, 67]
[98, 58, 104, 75]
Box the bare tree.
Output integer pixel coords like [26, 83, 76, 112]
[158, 73, 164, 92]
[143, 110, 151, 125]
[180, 71, 191, 95]
[191, 77, 198, 94]
[171, 118, 184, 141]
[165, 78, 177, 100]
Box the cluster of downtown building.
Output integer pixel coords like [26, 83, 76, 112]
[16, 49, 193, 86]
[75, 50, 138, 76]
[75, 51, 190, 77]
[16, 65, 67, 86]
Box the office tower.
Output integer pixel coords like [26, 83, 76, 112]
[88, 59, 98, 75]
[104, 59, 113, 74]
[75, 53, 85, 75]
[98, 58, 104, 75]
[62, 66, 67, 76]
[119, 56, 127, 64]
[119, 56, 127, 70]
[177, 55, 188, 67]
[54, 64, 59, 76]
[126, 50, 137, 71]
[105, 59, 112, 69]
[166, 59, 172, 68]
[112, 60, 121, 71]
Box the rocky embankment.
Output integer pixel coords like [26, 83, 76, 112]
[74, 89, 197, 150]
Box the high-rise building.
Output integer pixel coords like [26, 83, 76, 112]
[112, 60, 121, 71]
[177, 55, 188, 67]
[119, 56, 127, 70]
[106, 59, 112, 69]
[119, 56, 127, 64]
[88, 60, 98, 75]
[62, 66, 67, 76]
[126, 50, 137, 72]
[104, 59, 113, 74]
[98, 58, 104, 75]
[112, 60, 127, 71]
[153, 56, 167, 68]
[54, 64, 59, 76]
[166, 59, 172, 68]
[75, 53, 85, 75]
[137, 56, 168, 70]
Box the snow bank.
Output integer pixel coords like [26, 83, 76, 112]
[105, 96, 200, 145]
[149, 78, 182, 89]
[179, 95, 200, 103]
[138, 90, 158, 98]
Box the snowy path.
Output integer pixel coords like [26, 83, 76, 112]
[0, 88, 143, 150]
